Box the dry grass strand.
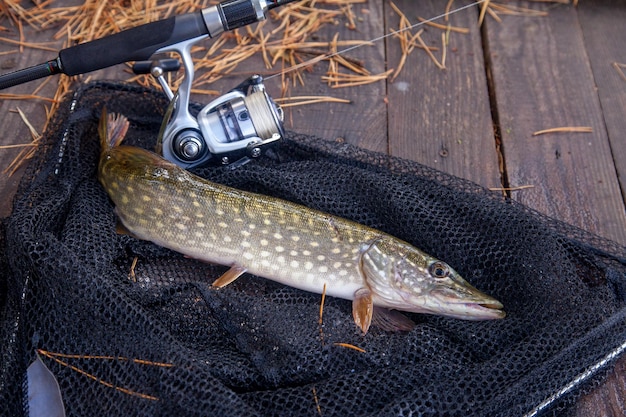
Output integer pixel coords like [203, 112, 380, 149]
[532, 126, 593, 136]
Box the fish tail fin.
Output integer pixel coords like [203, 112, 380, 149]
[99, 108, 130, 150]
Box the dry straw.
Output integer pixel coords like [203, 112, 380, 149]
[532, 126, 593, 136]
[0, 0, 579, 172]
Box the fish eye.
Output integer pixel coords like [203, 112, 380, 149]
[429, 261, 450, 279]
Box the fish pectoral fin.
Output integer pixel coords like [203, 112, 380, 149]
[352, 288, 374, 335]
[212, 265, 247, 288]
[372, 307, 415, 332]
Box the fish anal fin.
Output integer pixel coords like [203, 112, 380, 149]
[372, 307, 415, 332]
[213, 265, 247, 288]
[352, 288, 374, 335]
[115, 219, 135, 237]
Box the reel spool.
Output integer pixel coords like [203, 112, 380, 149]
[159, 73, 285, 168]
[195, 86, 284, 165]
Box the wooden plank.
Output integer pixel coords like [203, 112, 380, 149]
[571, 2, 626, 415]
[484, 4, 626, 414]
[578, 0, 626, 216]
[0, 20, 65, 218]
[574, 356, 626, 417]
[270, 1, 388, 153]
[483, 2, 626, 246]
[383, 0, 500, 188]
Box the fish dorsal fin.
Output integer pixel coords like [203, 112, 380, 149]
[99, 108, 130, 150]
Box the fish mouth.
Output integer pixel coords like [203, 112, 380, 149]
[459, 300, 506, 320]
[425, 289, 506, 320]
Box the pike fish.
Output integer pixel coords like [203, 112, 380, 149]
[98, 111, 505, 334]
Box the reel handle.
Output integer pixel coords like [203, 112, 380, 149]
[133, 59, 181, 100]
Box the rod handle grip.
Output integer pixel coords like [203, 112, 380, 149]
[58, 13, 207, 76]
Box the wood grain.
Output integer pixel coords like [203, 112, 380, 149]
[578, 0, 626, 209]
[0, 21, 65, 218]
[571, 1, 626, 415]
[274, 1, 389, 153]
[483, 2, 626, 246]
[383, 0, 501, 188]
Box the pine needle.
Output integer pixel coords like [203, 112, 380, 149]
[417, 16, 470, 34]
[37, 349, 173, 401]
[3, 107, 43, 175]
[389, 2, 447, 78]
[532, 126, 593, 136]
[0, 36, 58, 51]
[0, 93, 57, 103]
[319, 283, 327, 346]
[613, 62, 626, 83]
[321, 69, 393, 88]
[333, 342, 366, 353]
[489, 185, 535, 191]
[0, 143, 36, 149]
[478, 0, 491, 26]
[312, 387, 323, 416]
[274, 96, 351, 107]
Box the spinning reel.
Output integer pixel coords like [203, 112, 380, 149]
[134, 59, 284, 168]
[0, 0, 295, 168]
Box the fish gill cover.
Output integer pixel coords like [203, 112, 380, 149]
[1, 82, 626, 416]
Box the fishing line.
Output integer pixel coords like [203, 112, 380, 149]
[265, 0, 487, 80]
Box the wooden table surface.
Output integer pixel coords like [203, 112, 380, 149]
[1, 0, 625, 415]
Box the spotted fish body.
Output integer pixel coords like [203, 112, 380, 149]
[98, 112, 505, 333]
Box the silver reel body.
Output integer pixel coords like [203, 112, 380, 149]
[137, 34, 284, 169]
[161, 72, 284, 168]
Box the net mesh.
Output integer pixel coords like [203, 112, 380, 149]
[1, 81, 626, 416]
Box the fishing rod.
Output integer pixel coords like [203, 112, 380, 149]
[0, 0, 301, 168]
[0, 0, 485, 168]
[0, 0, 299, 90]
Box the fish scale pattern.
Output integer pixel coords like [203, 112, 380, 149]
[1, 81, 626, 416]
